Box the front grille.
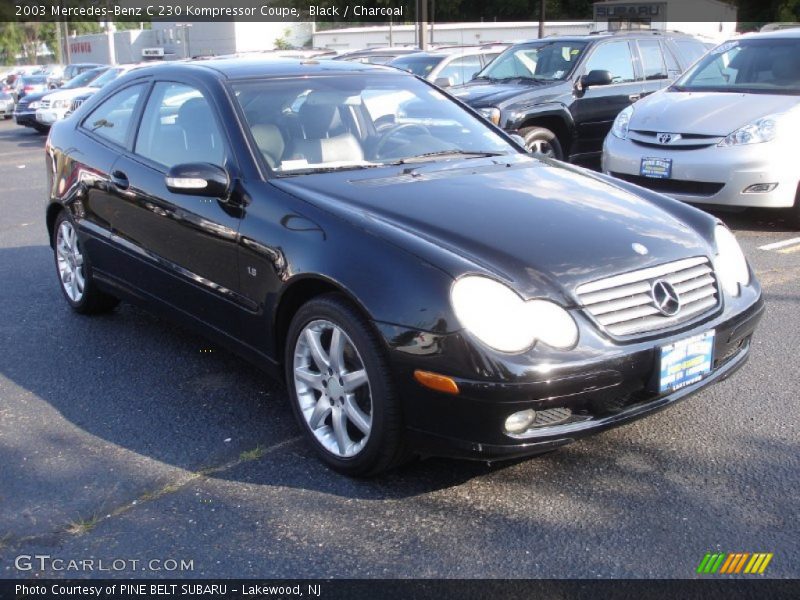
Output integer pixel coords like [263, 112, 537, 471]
[39, 99, 50, 109]
[69, 98, 85, 112]
[576, 256, 720, 337]
[611, 172, 724, 197]
[628, 130, 721, 150]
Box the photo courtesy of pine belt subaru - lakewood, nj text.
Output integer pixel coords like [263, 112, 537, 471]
[603, 29, 800, 227]
[45, 58, 764, 476]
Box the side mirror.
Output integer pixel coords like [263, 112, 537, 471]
[582, 69, 613, 88]
[165, 163, 230, 198]
[434, 77, 453, 88]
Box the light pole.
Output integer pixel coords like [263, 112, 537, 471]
[176, 24, 192, 59]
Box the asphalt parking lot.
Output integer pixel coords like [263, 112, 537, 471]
[0, 118, 797, 579]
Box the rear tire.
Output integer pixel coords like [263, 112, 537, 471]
[284, 294, 406, 477]
[519, 126, 564, 160]
[52, 210, 119, 315]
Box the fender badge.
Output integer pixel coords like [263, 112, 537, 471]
[632, 243, 649, 255]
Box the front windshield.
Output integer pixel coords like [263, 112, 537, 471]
[63, 67, 107, 89]
[233, 73, 515, 174]
[388, 55, 445, 77]
[88, 67, 123, 89]
[478, 41, 587, 81]
[673, 38, 800, 94]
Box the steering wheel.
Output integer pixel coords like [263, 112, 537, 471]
[373, 123, 432, 159]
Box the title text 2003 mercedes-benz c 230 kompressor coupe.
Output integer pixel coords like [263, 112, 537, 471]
[45, 59, 764, 476]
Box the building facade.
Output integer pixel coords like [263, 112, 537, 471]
[66, 22, 313, 64]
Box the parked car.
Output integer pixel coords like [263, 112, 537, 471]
[388, 45, 506, 88]
[36, 64, 145, 129]
[450, 31, 709, 163]
[333, 47, 421, 65]
[603, 29, 800, 227]
[15, 67, 108, 132]
[14, 74, 48, 101]
[48, 63, 104, 89]
[45, 58, 763, 476]
[0, 91, 14, 119]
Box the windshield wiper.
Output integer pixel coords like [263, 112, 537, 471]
[395, 150, 507, 164]
[498, 76, 548, 83]
[279, 163, 387, 176]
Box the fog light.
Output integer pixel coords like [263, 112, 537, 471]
[743, 183, 778, 194]
[504, 409, 536, 434]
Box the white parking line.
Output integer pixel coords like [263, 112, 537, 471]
[758, 237, 800, 251]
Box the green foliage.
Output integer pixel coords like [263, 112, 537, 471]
[274, 27, 294, 50]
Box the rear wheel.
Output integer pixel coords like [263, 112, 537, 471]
[519, 126, 564, 160]
[53, 211, 119, 314]
[285, 294, 406, 476]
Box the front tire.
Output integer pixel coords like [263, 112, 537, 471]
[519, 126, 564, 160]
[53, 211, 119, 314]
[284, 294, 406, 476]
[788, 184, 800, 230]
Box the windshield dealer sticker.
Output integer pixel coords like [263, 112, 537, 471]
[711, 41, 738, 55]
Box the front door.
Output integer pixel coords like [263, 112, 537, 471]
[572, 40, 644, 158]
[108, 81, 246, 335]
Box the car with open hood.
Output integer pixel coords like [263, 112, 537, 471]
[603, 29, 800, 227]
[45, 58, 763, 476]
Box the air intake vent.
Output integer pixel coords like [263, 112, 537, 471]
[576, 257, 719, 337]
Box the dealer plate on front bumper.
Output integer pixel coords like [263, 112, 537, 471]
[658, 330, 715, 393]
[640, 157, 672, 179]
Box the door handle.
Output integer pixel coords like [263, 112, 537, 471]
[110, 170, 129, 190]
[628, 94, 641, 102]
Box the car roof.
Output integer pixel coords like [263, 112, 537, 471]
[740, 28, 800, 40]
[129, 57, 397, 80]
[509, 31, 702, 45]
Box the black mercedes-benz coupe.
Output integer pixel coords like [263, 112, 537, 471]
[45, 58, 764, 476]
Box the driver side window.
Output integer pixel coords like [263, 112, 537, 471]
[135, 82, 226, 169]
[583, 41, 636, 83]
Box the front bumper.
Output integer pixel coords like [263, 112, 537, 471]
[15, 110, 38, 127]
[381, 289, 764, 461]
[36, 108, 67, 126]
[603, 135, 798, 209]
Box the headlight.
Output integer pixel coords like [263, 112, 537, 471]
[713, 225, 750, 296]
[611, 105, 633, 139]
[51, 99, 70, 109]
[478, 107, 501, 126]
[719, 114, 778, 147]
[451, 276, 578, 353]
[28, 101, 40, 109]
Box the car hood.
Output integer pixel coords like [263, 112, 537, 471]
[450, 79, 561, 107]
[42, 86, 97, 102]
[630, 89, 800, 136]
[272, 155, 710, 302]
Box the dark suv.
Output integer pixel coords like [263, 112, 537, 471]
[450, 31, 709, 165]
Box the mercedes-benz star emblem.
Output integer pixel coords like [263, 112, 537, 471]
[651, 279, 681, 316]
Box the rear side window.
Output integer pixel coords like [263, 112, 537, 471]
[437, 55, 483, 86]
[82, 83, 145, 148]
[674, 39, 707, 65]
[135, 82, 226, 169]
[638, 40, 668, 80]
[584, 41, 636, 83]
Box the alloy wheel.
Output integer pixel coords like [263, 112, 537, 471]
[56, 220, 85, 302]
[293, 319, 373, 458]
[527, 139, 556, 157]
